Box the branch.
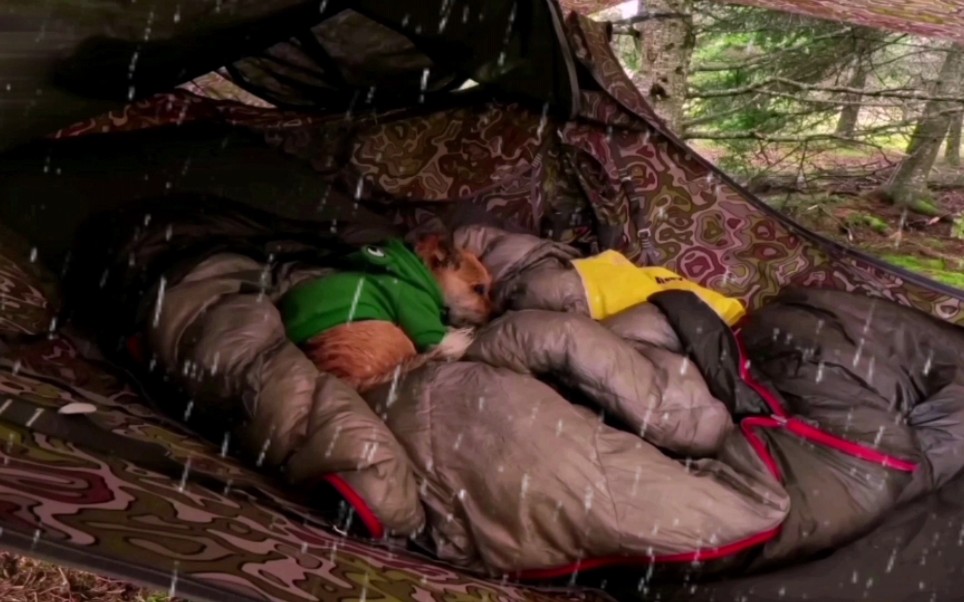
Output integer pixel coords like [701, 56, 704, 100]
[684, 131, 860, 143]
[608, 11, 693, 37]
[689, 76, 964, 102]
[685, 106, 964, 143]
[693, 26, 854, 72]
[610, 11, 692, 26]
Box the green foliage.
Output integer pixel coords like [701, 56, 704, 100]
[676, 3, 952, 172]
[881, 254, 964, 289]
[952, 216, 964, 239]
[847, 213, 890, 234]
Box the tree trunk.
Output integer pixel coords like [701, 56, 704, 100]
[885, 42, 964, 209]
[631, 0, 695, 133]
[945, 107, 963, 167]
[834, 29, 880, 138]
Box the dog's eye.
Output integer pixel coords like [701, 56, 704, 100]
[472, 284, 487, 296]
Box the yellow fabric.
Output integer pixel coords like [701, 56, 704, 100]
[571, 250, 746, 325]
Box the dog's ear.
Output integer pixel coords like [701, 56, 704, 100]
[414, 233, 461, 269]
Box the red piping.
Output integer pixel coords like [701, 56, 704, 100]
[513, 526, 783, 581]
[740, 416, 784, 480]
[784, 418, 917, 472]
[322, 474, 386, 540]
[732, 329, 917, 473]
[511, 323, 919, 582]
[511, 415, 789, 581]
[126, 335, 389, 539]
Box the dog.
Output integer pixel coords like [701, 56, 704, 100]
[296, 233, 493, 392]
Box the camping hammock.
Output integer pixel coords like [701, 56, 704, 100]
[0, 2, 963, 602]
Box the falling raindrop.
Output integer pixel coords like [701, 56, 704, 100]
[30, 529, 40, 549]
[152, 276, 167, 327]
[324, 426, 343, 458]
[419, 68, 431, 104]
[25, 408, 43, 428]
[536, 103, 550, 139]
[550, 500, 562, 523]
[346, 278, 366, 324]
[220, 432, 230, 457]
[29, 247, 37, 263]
[852, 337, 865, 368]
[256, 435, 273, 467]
[872, 426, 885, 447]
[169, 561, 180, 597]
[178, 457, 192, 492]
[183, 400, 194, 421]
[893, 209, 908, 248]
[438, 0, 452, 32]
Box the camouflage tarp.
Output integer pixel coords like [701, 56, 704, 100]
[561, 0, 964, 43]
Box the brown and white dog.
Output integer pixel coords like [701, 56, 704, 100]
[302, 234, 493, 392]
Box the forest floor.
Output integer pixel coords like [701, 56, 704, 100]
[776, 187, 964, 289]
[693, 142, 964, 289]
[0, 552, 180, 602]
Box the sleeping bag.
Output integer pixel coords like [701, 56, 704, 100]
[64, 201, 964, 580]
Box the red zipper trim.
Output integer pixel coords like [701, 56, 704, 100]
[127, 335, 389, 539]
[740, 416, 784, 480]
[732, 328, 917, 473]
[513, 526, 782, 581]
[512, 413, 788, 580]
[784, 418, 917, 471]
[514, 323, 919, 581]
[322, 474, 386, 540]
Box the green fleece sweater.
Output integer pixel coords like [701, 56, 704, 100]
[280, 239, 447, 351]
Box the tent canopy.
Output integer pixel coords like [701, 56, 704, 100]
[1, 0, 576, 152]
[6, 0, 964, 154]
[562, 0, 964, 44]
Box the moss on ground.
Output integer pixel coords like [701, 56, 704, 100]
[880, 254, 964, 290]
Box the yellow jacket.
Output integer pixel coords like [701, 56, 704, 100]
[571, 250, 746, 325]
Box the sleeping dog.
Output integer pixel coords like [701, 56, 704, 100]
[281, 233, 493, 392]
